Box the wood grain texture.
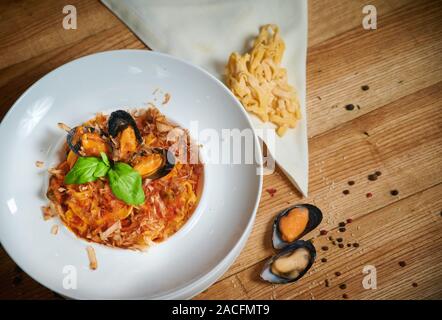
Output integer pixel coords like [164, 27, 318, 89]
[0, 0, 441, 300]
[215, 82, 442, 281]
[196, 184, 442, 299]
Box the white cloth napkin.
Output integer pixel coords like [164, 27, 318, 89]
[101, 0, 309, 196]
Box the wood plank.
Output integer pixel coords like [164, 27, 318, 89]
[215, 82, 442, 281]
[0, 0, 441, 300]
[307, 0, 442, 137]
[195, 183, 442, 299]
[0, 0, 121, 68]
[308, 0, 414, 47]
[0, 25, 145, 119]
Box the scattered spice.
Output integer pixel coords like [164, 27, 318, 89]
[321, 258, 327, 263]
[339, 227, 346, 233]
[412, 282, 418, 288]
[375, 171, 382, 176]
[363, 131, 370, 137]
[321, 246, 329, 251]
[35, 161, 44, 168]
[353, 243, 360, 248]
[266, 188, 277, 197]
[325, 279, 330, 287]
[390, 189, 399, 196]
[356, 105, 361, 110]
[338, 243, 344, 248]
[339, 284, 347, 290]
[346, 218, 353, 223]
[399, 261, 406, 267]
[320, 230, 328, 236]
[345, 104, 355, 111]
[12, 276, 22, 286]
[335, 271, 341, 277]
[366, 192, 373, 198]
[361, 85, 370, 91]
[348, 180, 355, 186]
[332, 241, 337, 246]
[337, 238, 343, 243]
[347, 243, 352, 247]
[368, 174, 378, 181]
[328, 236, 334, 241]
[342, 293, 349, 299]
[339, 222, 346, 227]
[343, 190, 350, 195]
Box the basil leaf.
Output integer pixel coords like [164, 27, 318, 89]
[107, 162, 145, 205]
[93, 161, 110, 178]
[100, 152, 110, 167]
[64, 157, 102, 184]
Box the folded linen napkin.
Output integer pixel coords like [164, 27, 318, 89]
[101, 0, 309, 196]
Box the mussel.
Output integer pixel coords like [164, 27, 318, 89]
[64, 110, 175, 180]
[131, 148, 175, 180]
[66, 126, 110, 157]
[108, 110, 143, 143]
[272, 204, 323, 249]
[261, 240, 316, 284]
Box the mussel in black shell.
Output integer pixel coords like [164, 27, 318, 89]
[272, 204, 323, 249]
[261, 240, 316, 284]
[131, 148, 175, 180]
[108, 110, 143, 143]
[66, 126, 110, 157]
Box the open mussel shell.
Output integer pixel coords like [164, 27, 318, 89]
[261, 240, 316, 284]
[66, 126, 95, 155]
[132, 148, 176, 180]
[108, 110, 143, 143]
[272, 204, 323, 249]
[147, 148, 175, 180]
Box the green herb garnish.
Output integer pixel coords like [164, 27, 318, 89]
[64, 156, 110, 184]
[64, 152, 145, 205]
[107, 163, 145, 205]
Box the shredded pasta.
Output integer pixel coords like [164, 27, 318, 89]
[226, 24, 301, 136]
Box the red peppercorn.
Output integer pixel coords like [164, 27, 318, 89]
[266, 188, 277, 197]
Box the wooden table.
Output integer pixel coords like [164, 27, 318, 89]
[1, 0, 441, 300]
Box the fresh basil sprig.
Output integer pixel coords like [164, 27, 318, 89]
[107, 163, 145, 205]
[64, 152, 145, 205]
[64, 152, 110, 184]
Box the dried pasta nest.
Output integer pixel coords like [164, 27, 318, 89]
[226, 24, 301, 136]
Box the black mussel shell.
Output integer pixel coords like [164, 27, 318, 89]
[108, 110, 142, 143]
[144, 148, 175, 180]
[66, 126, 96, 155]
[261, 240, 316, 284]
[272, 204, 323, 249]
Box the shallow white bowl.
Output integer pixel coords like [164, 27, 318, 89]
[0, 50, 262, 299]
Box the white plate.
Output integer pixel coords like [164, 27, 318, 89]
[0, 50, 262, 299]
